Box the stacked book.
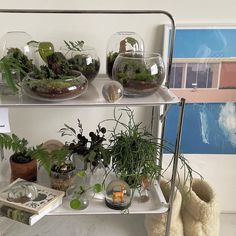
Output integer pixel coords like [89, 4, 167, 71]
[0, 178, 64, 225]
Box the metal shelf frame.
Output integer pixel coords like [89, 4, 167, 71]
[0, 9, 185, 236]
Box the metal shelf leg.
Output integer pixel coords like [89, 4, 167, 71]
[165, 98, 185, 236]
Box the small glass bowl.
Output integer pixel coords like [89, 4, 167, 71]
[106, 31, 144, 79]
[22, 72, 88, 102]
[112, 52, 165, 97]
[60, 45, 100, 82]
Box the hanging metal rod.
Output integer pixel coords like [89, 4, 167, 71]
[0, 9, 172, 16]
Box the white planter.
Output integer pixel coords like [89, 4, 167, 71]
[181, 178, 220, 236]
[145, 179, 184, 236]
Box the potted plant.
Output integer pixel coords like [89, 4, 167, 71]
[0, 133, 42, 182]
[104, 108, 199, 199]
[105, 108, 162, 192]
[34, 144, 76, 192]
[59, 119, 111, 173]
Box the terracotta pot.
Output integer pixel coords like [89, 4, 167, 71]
[10, 156, 37, 182]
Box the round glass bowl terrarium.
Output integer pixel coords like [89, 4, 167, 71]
[105, 179, 132, 210]
[22, 72, 88, 102]
[112, 52, 165, 97]
[106, 31, 144, 79]
[60, 45, 100, 82]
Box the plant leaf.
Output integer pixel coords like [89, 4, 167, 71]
[70, 199, 81, 209]
[93, 183, 102, 193]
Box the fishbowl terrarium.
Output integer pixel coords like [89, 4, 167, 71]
[22, 72, 88, 102]
[105, 179, 132, 210]
[112, 52, 165, 97]
[106, 31, 144, 79]
[60, 41, 100, 82]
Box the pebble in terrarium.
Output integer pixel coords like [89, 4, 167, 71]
[105, 179, 131, 210]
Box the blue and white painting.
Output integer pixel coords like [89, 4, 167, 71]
[164, 26, 236, 154]
[165, 102, 236, 154]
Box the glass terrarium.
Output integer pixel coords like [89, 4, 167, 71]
[106, 31, 144, 79]
[112, 52, 165, 97]
[50, 161, 76, 192]
[22, 72, 88, 102]
[0, 31, 32, 57]
[105, 179, 132, 210]
[60, 44, 100, 82]
[0, 31, 32, 95]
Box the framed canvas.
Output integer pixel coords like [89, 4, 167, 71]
[163, 25, 236, 154]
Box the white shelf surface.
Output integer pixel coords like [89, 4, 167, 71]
[49, 181, 168, 216]
[0, 180, 168, 216]
[0, 75, 179, 107]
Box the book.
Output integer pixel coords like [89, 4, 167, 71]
[0, 178, 65, 215]
[0, 197, 63, 225]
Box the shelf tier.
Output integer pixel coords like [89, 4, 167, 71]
[0, 75, 179, 107]
[0, 180, 168, 216]
[49, 181, 168, 215]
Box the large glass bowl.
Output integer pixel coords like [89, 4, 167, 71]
[22, 72, 88, 102]
[112, 52, 165, 97]
[106, 31, 144, 79]
[60, 45, 100, 82]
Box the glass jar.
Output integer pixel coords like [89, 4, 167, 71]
[22, 72, 88, 102]
[106, 31, 144, 79]
[112, 52, 165, 97]
[0, 31, 32, 57]
[60, 45, 100, 82]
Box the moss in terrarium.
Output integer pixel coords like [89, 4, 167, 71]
[68, 54, 100, 80]
[26, 77, 83, 92]
[106, 52, 119, 78]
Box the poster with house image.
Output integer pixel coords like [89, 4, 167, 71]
[163, 26, 236, 154]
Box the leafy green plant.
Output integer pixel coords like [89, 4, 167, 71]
[0, 133, 43, 163]
[59, 119, 111, 171]
[106, 36, 138, 78]
[0, 48, 37, 92]
[64, 40, 100, 81]
[64, 40, 85, 51]
[70, 170, 102, 210]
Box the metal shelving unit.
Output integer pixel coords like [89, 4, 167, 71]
[0, 9, 185, 236]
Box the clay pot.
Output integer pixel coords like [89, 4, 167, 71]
[10, 156, 37, 182]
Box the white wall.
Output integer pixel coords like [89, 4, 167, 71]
[0, 0, 235, 215]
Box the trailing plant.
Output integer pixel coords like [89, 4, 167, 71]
[103, 108, 161, 191]
[59, 119, 111, 171]
[70, 170, 102, 210]
[103, 108, 202, 193]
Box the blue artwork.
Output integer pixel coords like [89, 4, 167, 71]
[165, 103, 236, 154]
[164, 26, 236, 154]
[173, 29, 236, 58]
